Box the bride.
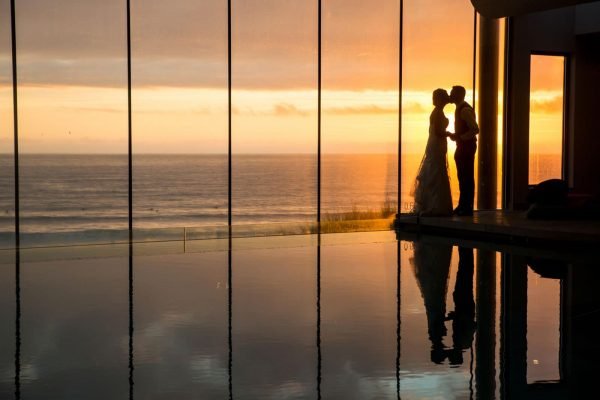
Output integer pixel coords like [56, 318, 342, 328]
[412, 89, 453, 216]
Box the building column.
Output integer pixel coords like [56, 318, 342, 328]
[475, 249, 497, 399]
[477, 16, 500, 209]
[500, 254, 528, 398]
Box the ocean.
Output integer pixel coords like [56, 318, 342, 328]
[0, 153, 559, 247]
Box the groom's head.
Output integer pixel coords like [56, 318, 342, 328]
[450, 86, 466, 104]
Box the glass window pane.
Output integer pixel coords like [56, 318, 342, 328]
[132, 0, 228, 241]
[17, 0, 128, 247]
[322, 0, 399, 231]
[232, 1, 317, 235]
[497, 19, 506, 208]
[402, 0, 475, 213]
[0, 0, 15, 249]
[529, 55, 565, 185]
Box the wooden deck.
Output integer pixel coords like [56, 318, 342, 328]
[395, 210, 600, 247]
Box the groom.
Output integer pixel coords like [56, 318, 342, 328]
[449, 86, 479, 216]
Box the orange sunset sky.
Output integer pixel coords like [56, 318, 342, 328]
[0, 0, 564, 155]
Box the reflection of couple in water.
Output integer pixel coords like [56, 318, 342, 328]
[412, 86, 480, 217]
[411, 242, 476, 365]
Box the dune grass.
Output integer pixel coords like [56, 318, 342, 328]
[311, 200, 397, 234]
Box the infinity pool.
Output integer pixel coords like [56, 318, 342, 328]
[0, 232, 596, 399]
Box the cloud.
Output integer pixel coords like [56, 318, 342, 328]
[185, 101, 427, 117]
[273, 103, 311, 117]
[230, 103, 311, 117]
[324, 102, 426, 116]
[530, 95, 563, 114]
[326, 105, 397, 115]
[0, 0, 476, 91]
[402, 102, 428, 114]
[60, 106, 125, 114]
[230, 103, 395, 117]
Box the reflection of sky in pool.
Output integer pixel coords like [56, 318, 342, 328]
[0, 231, 582, 399]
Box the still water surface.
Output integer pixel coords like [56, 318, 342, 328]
[0, 232, 591, 399]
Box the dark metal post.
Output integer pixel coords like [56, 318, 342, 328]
[316, 234, 321, 399]
[127, 0, 133, 240]
[128, 242, 134, 399]
[475, 249, 497, 399]
[227, 2, 233, 396]
[397, 0, 403, 216]
[228, 229, 233, 399]
[14, 250, 21, 399]
[126, 4, 134, 395]
[228, 0, 232, 228]
[396, 240, 401, 399]
[473, 10, 478, 108]
[317, 0, 322, 230]
[10, 0, 19, 248]
[500, 254, 528, 399]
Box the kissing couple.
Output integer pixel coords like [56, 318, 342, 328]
[412, 86, 480, 217]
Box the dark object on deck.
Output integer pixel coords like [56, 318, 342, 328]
[526, 179, 568, 219]
[527, 179, 568, 206]
[527, 179, 600, 220]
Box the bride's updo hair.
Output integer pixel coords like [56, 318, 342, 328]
[432, 89, 450, 107]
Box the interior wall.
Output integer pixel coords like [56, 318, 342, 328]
[506, 7, 575, 209]
[573, 33, 600, 194]
[575, 2, 600, 34]
[565, 259, 600, 394]
[506, 5, 600, 208]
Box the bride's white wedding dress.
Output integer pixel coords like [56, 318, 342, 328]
[412, 108, 453, 216]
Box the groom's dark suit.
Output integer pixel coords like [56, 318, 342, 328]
[454, 102, 478, 213]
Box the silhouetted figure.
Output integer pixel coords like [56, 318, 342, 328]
[449, 86, 479, 216]
[412, 243, 476, 366]
[410, 241, 452, 364]
[446, 247, 476, 365]
[412, 89, 454, 216]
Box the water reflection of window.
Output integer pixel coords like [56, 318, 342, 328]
[526, 264, 561, 383]
[529, 55, 566, 185]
